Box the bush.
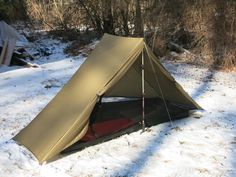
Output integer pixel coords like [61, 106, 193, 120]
[145, 0, 236, 69]
[1, 0, 235, 69]
[0, 0, 27, 22]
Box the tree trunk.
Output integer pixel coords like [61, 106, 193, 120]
[135, 0, 143, 37]
[102, 0, 114, 34]
[120, 0, 129, 36]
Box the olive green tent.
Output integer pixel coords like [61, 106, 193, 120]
[14, 34, 200, 163]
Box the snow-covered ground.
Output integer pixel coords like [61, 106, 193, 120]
[0, 38, 235, 177]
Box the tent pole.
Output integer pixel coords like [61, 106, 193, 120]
[141, 48, 145, 132]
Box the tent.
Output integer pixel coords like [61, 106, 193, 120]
[14, 34, 200, 163]
[0, 21, 28, 65]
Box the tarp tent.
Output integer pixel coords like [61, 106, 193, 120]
[0, 21, 28, 65]
[14, 34, 200, 163]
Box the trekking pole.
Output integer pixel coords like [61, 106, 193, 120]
[141, 48, 145, 132]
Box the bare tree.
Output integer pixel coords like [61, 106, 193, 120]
[134, 0, 143, 36]
[102, 0, 114, 34]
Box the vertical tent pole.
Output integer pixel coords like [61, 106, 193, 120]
[141, 48, 145, 132]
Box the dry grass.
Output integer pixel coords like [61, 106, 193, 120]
[146, 0, 236, 70]
[25, 0, 85, 30]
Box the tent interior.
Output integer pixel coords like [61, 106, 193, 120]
[62, 96, 192, 153]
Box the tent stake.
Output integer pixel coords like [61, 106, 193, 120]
[141, 49, 145, 132]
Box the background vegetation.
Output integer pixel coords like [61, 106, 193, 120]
[0, 0, 235, 69]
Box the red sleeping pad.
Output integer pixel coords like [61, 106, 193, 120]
[81, 118, 136, 141]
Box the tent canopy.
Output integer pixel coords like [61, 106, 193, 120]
[14, 34, 200, 163]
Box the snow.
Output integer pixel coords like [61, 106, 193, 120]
[0, 37, 236, 177]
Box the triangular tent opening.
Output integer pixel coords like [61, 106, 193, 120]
[14, 34, 200, 163]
